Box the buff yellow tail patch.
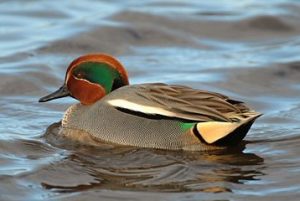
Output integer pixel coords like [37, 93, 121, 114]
[197, 121, 239, 144]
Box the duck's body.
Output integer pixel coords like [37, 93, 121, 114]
[40, 54, 261, 150]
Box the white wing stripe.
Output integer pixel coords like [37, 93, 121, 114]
[107, 99, 176, 117]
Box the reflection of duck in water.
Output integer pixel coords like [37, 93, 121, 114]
[39, 53, 261, 151]
[40, 141, 264, 193]
[148, 144, 265, 192]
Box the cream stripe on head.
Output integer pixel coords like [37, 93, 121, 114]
[107, 99, 177, 116]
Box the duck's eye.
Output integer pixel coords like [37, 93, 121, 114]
[75, 72, 85, 79]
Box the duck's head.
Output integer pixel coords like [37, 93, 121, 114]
[39, 53, 129, 105]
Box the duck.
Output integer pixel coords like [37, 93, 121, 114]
[39, 53, 261, 151]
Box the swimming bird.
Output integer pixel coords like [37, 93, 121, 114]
[39, 53, 261, 151]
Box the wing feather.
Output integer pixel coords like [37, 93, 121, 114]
[106, 83, 252, 122]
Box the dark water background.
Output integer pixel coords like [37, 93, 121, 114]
[1, 1, 300, 200]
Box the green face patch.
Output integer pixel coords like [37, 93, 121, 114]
[73, 62, 122, 93]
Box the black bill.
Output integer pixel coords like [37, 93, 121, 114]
[39, 84, 70, 102]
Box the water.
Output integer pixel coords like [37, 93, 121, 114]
[1, 1, 300, 200]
